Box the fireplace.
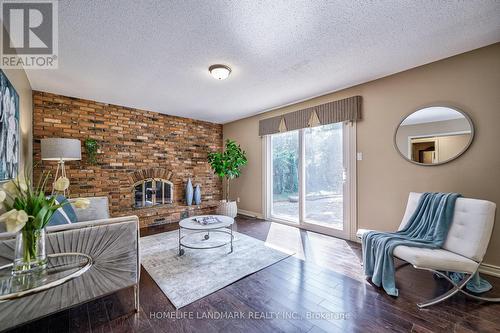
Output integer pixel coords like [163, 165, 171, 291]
[133, 178, 173, 208]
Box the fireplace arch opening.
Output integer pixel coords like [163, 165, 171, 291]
[133, 178, 173, 208]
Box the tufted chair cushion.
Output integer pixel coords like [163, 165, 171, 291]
[399, 192, 496, 262]
[70, 196, 110, 222]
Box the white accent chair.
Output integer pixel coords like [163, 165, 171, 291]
[357, 192, 498, 308]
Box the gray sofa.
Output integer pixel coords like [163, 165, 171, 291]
[0, 197, 140, 331]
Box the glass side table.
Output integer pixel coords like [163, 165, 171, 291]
[0, 253, 92, 301]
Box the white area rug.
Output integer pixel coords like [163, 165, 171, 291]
[140, 229, 293, 309]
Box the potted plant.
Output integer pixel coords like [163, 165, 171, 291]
[208, 139, 247, 218]
[0, 170, 89, 275]
[84, 138, 100, 165]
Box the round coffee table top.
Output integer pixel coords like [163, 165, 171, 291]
[0, 252, 92, 301]
[179, 215, 234, 230]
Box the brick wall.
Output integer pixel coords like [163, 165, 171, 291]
[33, 91, 223, 228]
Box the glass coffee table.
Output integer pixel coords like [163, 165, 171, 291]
[0, 253, 92, 301]
[178, 215, 235, 256]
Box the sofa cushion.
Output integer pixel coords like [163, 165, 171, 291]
[393, 245, 479, 273]
[47, 195, 77, 226]
[400, 192, 497, 262]
[358, 228, 480, 272]
[71, 196, 110, 222]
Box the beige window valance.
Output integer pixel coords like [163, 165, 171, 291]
[259, 95, 362, 136]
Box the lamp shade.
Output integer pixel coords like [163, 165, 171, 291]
[41, 138, 81, 161]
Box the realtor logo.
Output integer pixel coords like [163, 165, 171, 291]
[1, 0, 58, 69]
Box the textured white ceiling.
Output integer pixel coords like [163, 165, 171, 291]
[401, 107, 465, 126]
[26, 1, 500, 124]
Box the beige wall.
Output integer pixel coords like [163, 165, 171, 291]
[223, 43, 500, 266]
[1, 68, 33, 181]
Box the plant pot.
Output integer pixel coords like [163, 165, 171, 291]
[216, 200, 238, 218]
[13, 228, 47, 275]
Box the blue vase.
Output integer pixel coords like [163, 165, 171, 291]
[194, 184, 201, 205]
[185, 178, 193, 206]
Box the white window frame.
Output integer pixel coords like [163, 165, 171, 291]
[262, 122, 357, 241]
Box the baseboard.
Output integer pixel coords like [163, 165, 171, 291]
[479, 263, 500, 278]
[237, 209, 264, 219]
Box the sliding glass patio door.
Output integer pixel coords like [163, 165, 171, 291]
[267, 122, 354, 239]
[270, 130, 300, 222]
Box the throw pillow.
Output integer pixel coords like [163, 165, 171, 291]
[47, 195, 78, 226]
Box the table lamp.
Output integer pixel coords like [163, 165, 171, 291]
[40, 138, 81, 196]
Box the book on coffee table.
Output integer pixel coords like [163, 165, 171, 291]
[192, 216, 221, 225]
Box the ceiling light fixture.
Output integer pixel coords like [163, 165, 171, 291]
[209, 64, 231, 80]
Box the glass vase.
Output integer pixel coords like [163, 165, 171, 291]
[12, 228, 47, 276]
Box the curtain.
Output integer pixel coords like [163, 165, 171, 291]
[259, 95, 361, 136]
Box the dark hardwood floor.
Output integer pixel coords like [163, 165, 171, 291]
[9, 216, 500, 333]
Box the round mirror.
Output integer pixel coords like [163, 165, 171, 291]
[394, 106, 474, 165]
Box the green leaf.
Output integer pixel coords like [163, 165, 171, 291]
[207, 139, 247, 181]
[34, 204, 50, 229]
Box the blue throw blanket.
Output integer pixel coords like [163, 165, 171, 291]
[439, 272, 492, 294]
[362, 192, 460, 296]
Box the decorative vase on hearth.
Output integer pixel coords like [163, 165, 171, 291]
[194, 184, 201, 205]
[185, 178, 193, 206]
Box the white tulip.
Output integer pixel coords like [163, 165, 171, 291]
[0, 209, 16, 223]
[54, 177, 70, 191]
[0, 190, 6, 203]
[73, 198, 90, 209]
[18, 181, 28, 192]
[11, 176, 28, 192]
[0, 209, 27, 233]
[16, 210, 28, 223]
[2, 177, 27, 194]
[2, 181, 18, 195]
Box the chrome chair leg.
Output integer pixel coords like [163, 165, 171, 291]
[134, 284, 140, 313]
[459, 289, 500, 302]
[416, 268, 475, 308]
